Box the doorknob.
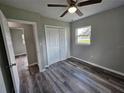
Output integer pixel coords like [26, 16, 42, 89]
[6, 63, 16, 68]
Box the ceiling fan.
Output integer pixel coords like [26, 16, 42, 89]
[47, 0, 102, 17]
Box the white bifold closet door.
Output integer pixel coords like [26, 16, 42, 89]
[45, 26, 67, 65]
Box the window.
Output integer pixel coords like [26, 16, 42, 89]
[76, 26, 91, 45]
[22, 34, 25, 45]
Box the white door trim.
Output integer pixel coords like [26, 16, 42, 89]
[8, 19, 42, 72]
[9, 27, 24, 31]
[45, 25, 66, 29]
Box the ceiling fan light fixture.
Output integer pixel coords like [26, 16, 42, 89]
[68, 6, 77, 14]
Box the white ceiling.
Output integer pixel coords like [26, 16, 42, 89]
[0, 0, 124, 22]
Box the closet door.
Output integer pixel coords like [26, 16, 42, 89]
[46, 27, 60, 65]
[59, 28, 67, 60]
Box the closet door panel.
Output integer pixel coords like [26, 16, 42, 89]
[46, 27, 60, 65]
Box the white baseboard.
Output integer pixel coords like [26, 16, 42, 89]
[28, 63, 38, 67]
[45, 65, 49, 68]
[41, 65, 49, 72]
[41, 69, 46, 72]
[70, 56, 124, 77]
[15, 53, 27, 57]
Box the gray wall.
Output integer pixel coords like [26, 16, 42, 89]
[9, 22, 37, 65]
[70, 6, 124, 73]
[0, 4, 70, 69]
[24, 24, 38, 65]
[10, 29, 27, 56]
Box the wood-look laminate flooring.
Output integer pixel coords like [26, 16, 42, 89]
[16, 55, 40, 93]
[17, 57, 124, 93]
[36, 60, 124, 93]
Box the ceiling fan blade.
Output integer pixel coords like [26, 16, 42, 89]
[76, 0, 79, 3]
[76, 8, 83, 16]
[60, 10, 68, 17]
[78, 0, 102, 7]
[48, 4, 68, 7]
[67, 0, 76, 5]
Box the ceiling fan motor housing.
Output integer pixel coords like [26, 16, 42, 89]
[47, 0, 102, 17]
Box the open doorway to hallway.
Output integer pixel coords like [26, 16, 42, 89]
[8, 21, 40, 93]
[10, 27, 29, 77]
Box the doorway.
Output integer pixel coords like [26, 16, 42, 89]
[7, 21, 41, 92]
[9, 27, 29, 77]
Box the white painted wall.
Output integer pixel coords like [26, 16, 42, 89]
[71, 6, 124, 73]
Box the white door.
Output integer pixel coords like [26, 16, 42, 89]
[0, 10, 19, 93]
[46, 27, 60, 65]
[45, 26, 67, 66]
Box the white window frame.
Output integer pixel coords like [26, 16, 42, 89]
[75, 26, 91, 45]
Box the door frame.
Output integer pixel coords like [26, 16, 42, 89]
[8, 19, 42, 72]
[45, 25, 70, 67]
